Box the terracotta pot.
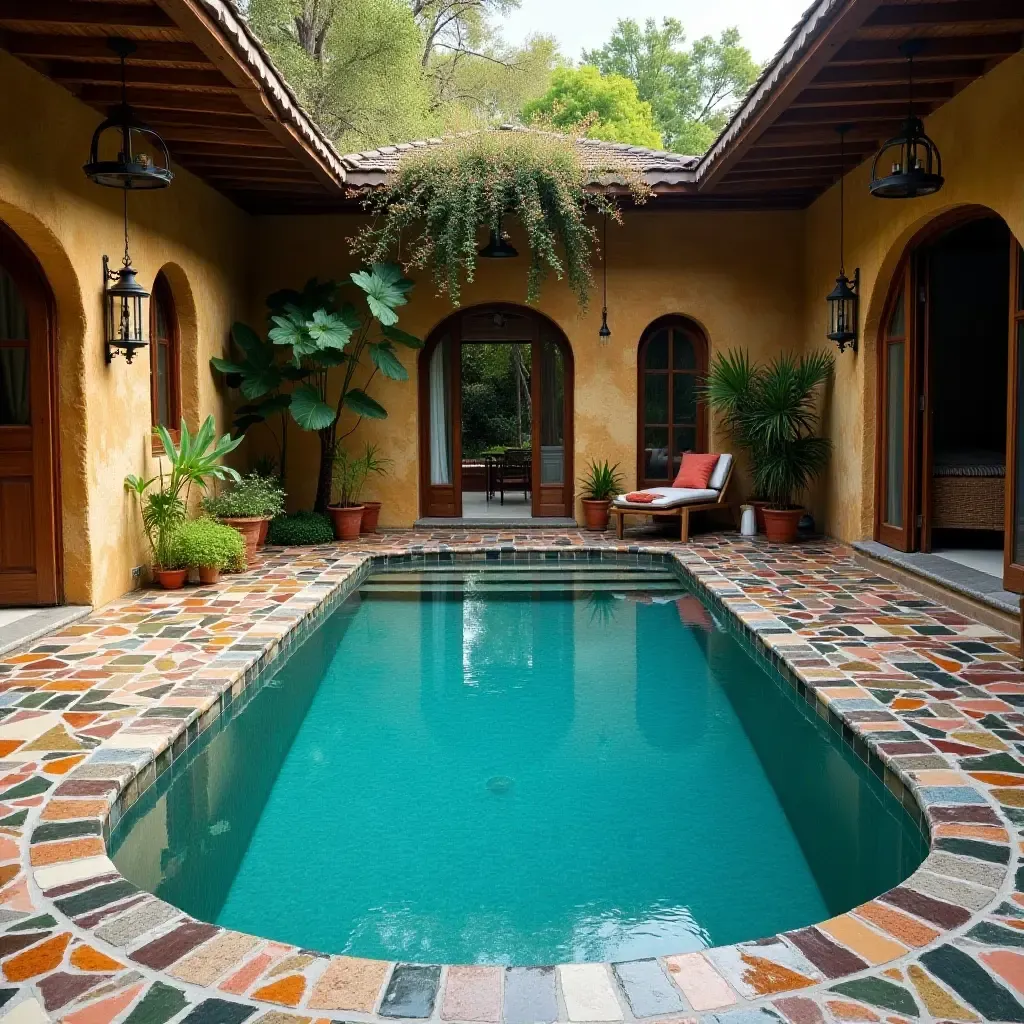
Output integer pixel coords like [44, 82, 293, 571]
[328, 504, 365, 541]
[220, 516, 263, 566]
[750, 500, 771, 533]
[762, 507, 804, 544]
[198, 565, 221, 585]
[360, 501, 382, 534]
[154, 567, 187, 590]
[257, 518, 270, 549]
[581, 498, 612, 531]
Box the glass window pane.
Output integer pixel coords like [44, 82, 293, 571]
[644, 373, 668, 423]
[0, 266, 28, 341]
[885, 341, 905, 526]
[1017, 246, 1024, 313]
[0, 348, 30, 425]
[154, 294, 169, 343]
[429, 335, 453, 486]
[539, 339, 564, 485]
[674, 426, 696, 458]
[673, 373, 696, 424]
[644, 330, 669, 370]
[643, 427, 669, 481]
[1015, 322, 1024, 564]
[672, 332, 696, 370]
[157, 343, 170, 428]
[888, 287, 905, 338]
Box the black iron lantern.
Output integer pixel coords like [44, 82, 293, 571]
[479, 220, 519, 258]
[84, 38, 173, 190]
[869, 41, 943, 199]
[599, 213, 611, 343]
[103, 192, 149, 364]
[827, 126, 859, 353]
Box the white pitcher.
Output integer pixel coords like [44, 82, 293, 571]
[740, 504, 758, 537]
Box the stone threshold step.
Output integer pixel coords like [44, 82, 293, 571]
[413, 517, 581, 529]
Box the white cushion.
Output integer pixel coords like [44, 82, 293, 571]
[614, 487, 719, 509]
[707, 453, 733, 492]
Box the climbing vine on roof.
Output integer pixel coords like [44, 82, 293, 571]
[349, 128, 650, 309]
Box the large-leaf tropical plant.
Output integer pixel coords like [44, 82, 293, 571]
[211, 264, 423, 512]
[703, 349, 834, 509]
[125, 416, 242, 570]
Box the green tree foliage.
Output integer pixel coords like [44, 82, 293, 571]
[522, 66, 662, 148]
[461, 344, 531, 456]
[582, 19, 759, 154]
[240, 0, 436, 149]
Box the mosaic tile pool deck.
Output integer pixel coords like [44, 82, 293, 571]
[1, 528, 1024, 1024]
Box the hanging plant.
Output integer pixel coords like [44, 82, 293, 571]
[350, 128, 650, 309]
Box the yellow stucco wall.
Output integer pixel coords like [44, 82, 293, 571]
[0, 51, 247, 607]
[249, 208, 805, 525]
[802, 49, 1024, 542]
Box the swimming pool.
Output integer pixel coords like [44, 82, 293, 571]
[110, 561, 926, 967]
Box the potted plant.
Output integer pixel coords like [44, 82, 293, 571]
[327, 445, 368, 541]
[357, 443, 392, 533]
[125, 417, 242, 589]
[579, 460, 623, 531]
[704, 349, 834, 543]
[202, 472, 285, 564]
[169, 517, 246, 585]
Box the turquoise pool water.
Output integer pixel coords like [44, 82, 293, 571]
[111, 562, 926, 966]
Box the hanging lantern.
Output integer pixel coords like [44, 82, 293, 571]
[103, 193, 149, 364]
[84, 38, 173, 190]
[869, 41, 943, 200]
[826, 126, 859, 353]
[478, 221, 519, 258]
[599, 214, 611, 343]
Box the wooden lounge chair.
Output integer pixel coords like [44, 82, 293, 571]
[610, 455, 736, 542]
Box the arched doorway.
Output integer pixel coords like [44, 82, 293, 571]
[874, 208, 1024, 592]
[419, 305, 574, 519]
[637, 315, 709, 489]
[0, 220, 61, 605]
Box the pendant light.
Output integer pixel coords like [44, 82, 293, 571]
[826, 126, 859, 353]
[479, 219, 519, 258]
[84, 38, 173, 189]
[103, 191, 150, 364]
[599, 214, 611, 343]
[869, 40, 943, 199]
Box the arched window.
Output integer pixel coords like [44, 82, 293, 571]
[150, 271, 181, 432]
[637, 317, 708, 487]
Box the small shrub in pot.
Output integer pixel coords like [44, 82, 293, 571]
[579, 460, 623, 531]
[169, 518, 246, 584]
[202, 473, 286, 563]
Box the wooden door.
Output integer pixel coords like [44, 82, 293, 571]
[1003, 242, 1024, 591]
[419, 327, 462, 518]
[876, 262, 919, 551]
[531, 328, 573, 517]
[0, 224, 60, 605]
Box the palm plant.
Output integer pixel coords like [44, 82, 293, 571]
[125, 417, 243, 569]
[579, 460, 624, 501]
[704, 350, 834, 509]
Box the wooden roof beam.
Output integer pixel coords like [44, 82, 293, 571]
[832, 34, 1023, 64]
[774, 101, 936, 125]
[0, 33, 211, 66]
[791, 82, 956, 107]
[47, 61, 231, 91]
[77, 84, 252, 115]
[863, 0, 1024, 29]
[157, 125, 283, 146]
[0, 2, 176, 31]
[811, 58, 988, 85]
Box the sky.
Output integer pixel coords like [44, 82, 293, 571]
[500, 0, 812, 64]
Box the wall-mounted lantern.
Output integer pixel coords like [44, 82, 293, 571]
[104, 241, 149, 364]
[826, 126, 858, 353]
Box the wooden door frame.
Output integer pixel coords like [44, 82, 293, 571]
[0, 221, 62, 605]
[636, 315, 709, 490]
[1004, 241, 1024, 591]
[418, 304, 575, 518]
[874, 206, 1006, 554]
[530, 328, 575, 517]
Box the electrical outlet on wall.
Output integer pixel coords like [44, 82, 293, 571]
[131, 566, 143, 581]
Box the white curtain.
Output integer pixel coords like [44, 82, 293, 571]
[429, 336, 452, 486]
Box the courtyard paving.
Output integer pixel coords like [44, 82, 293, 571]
[0, 529, 1022, 1024]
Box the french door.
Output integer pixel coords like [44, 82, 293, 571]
[1004, 243, 1024, 590]
[0, 223, 60, 605]
[420, 307, 574, 519]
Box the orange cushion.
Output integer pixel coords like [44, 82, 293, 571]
[624, 492, 659, 503]
[672, 453, 720, 489]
